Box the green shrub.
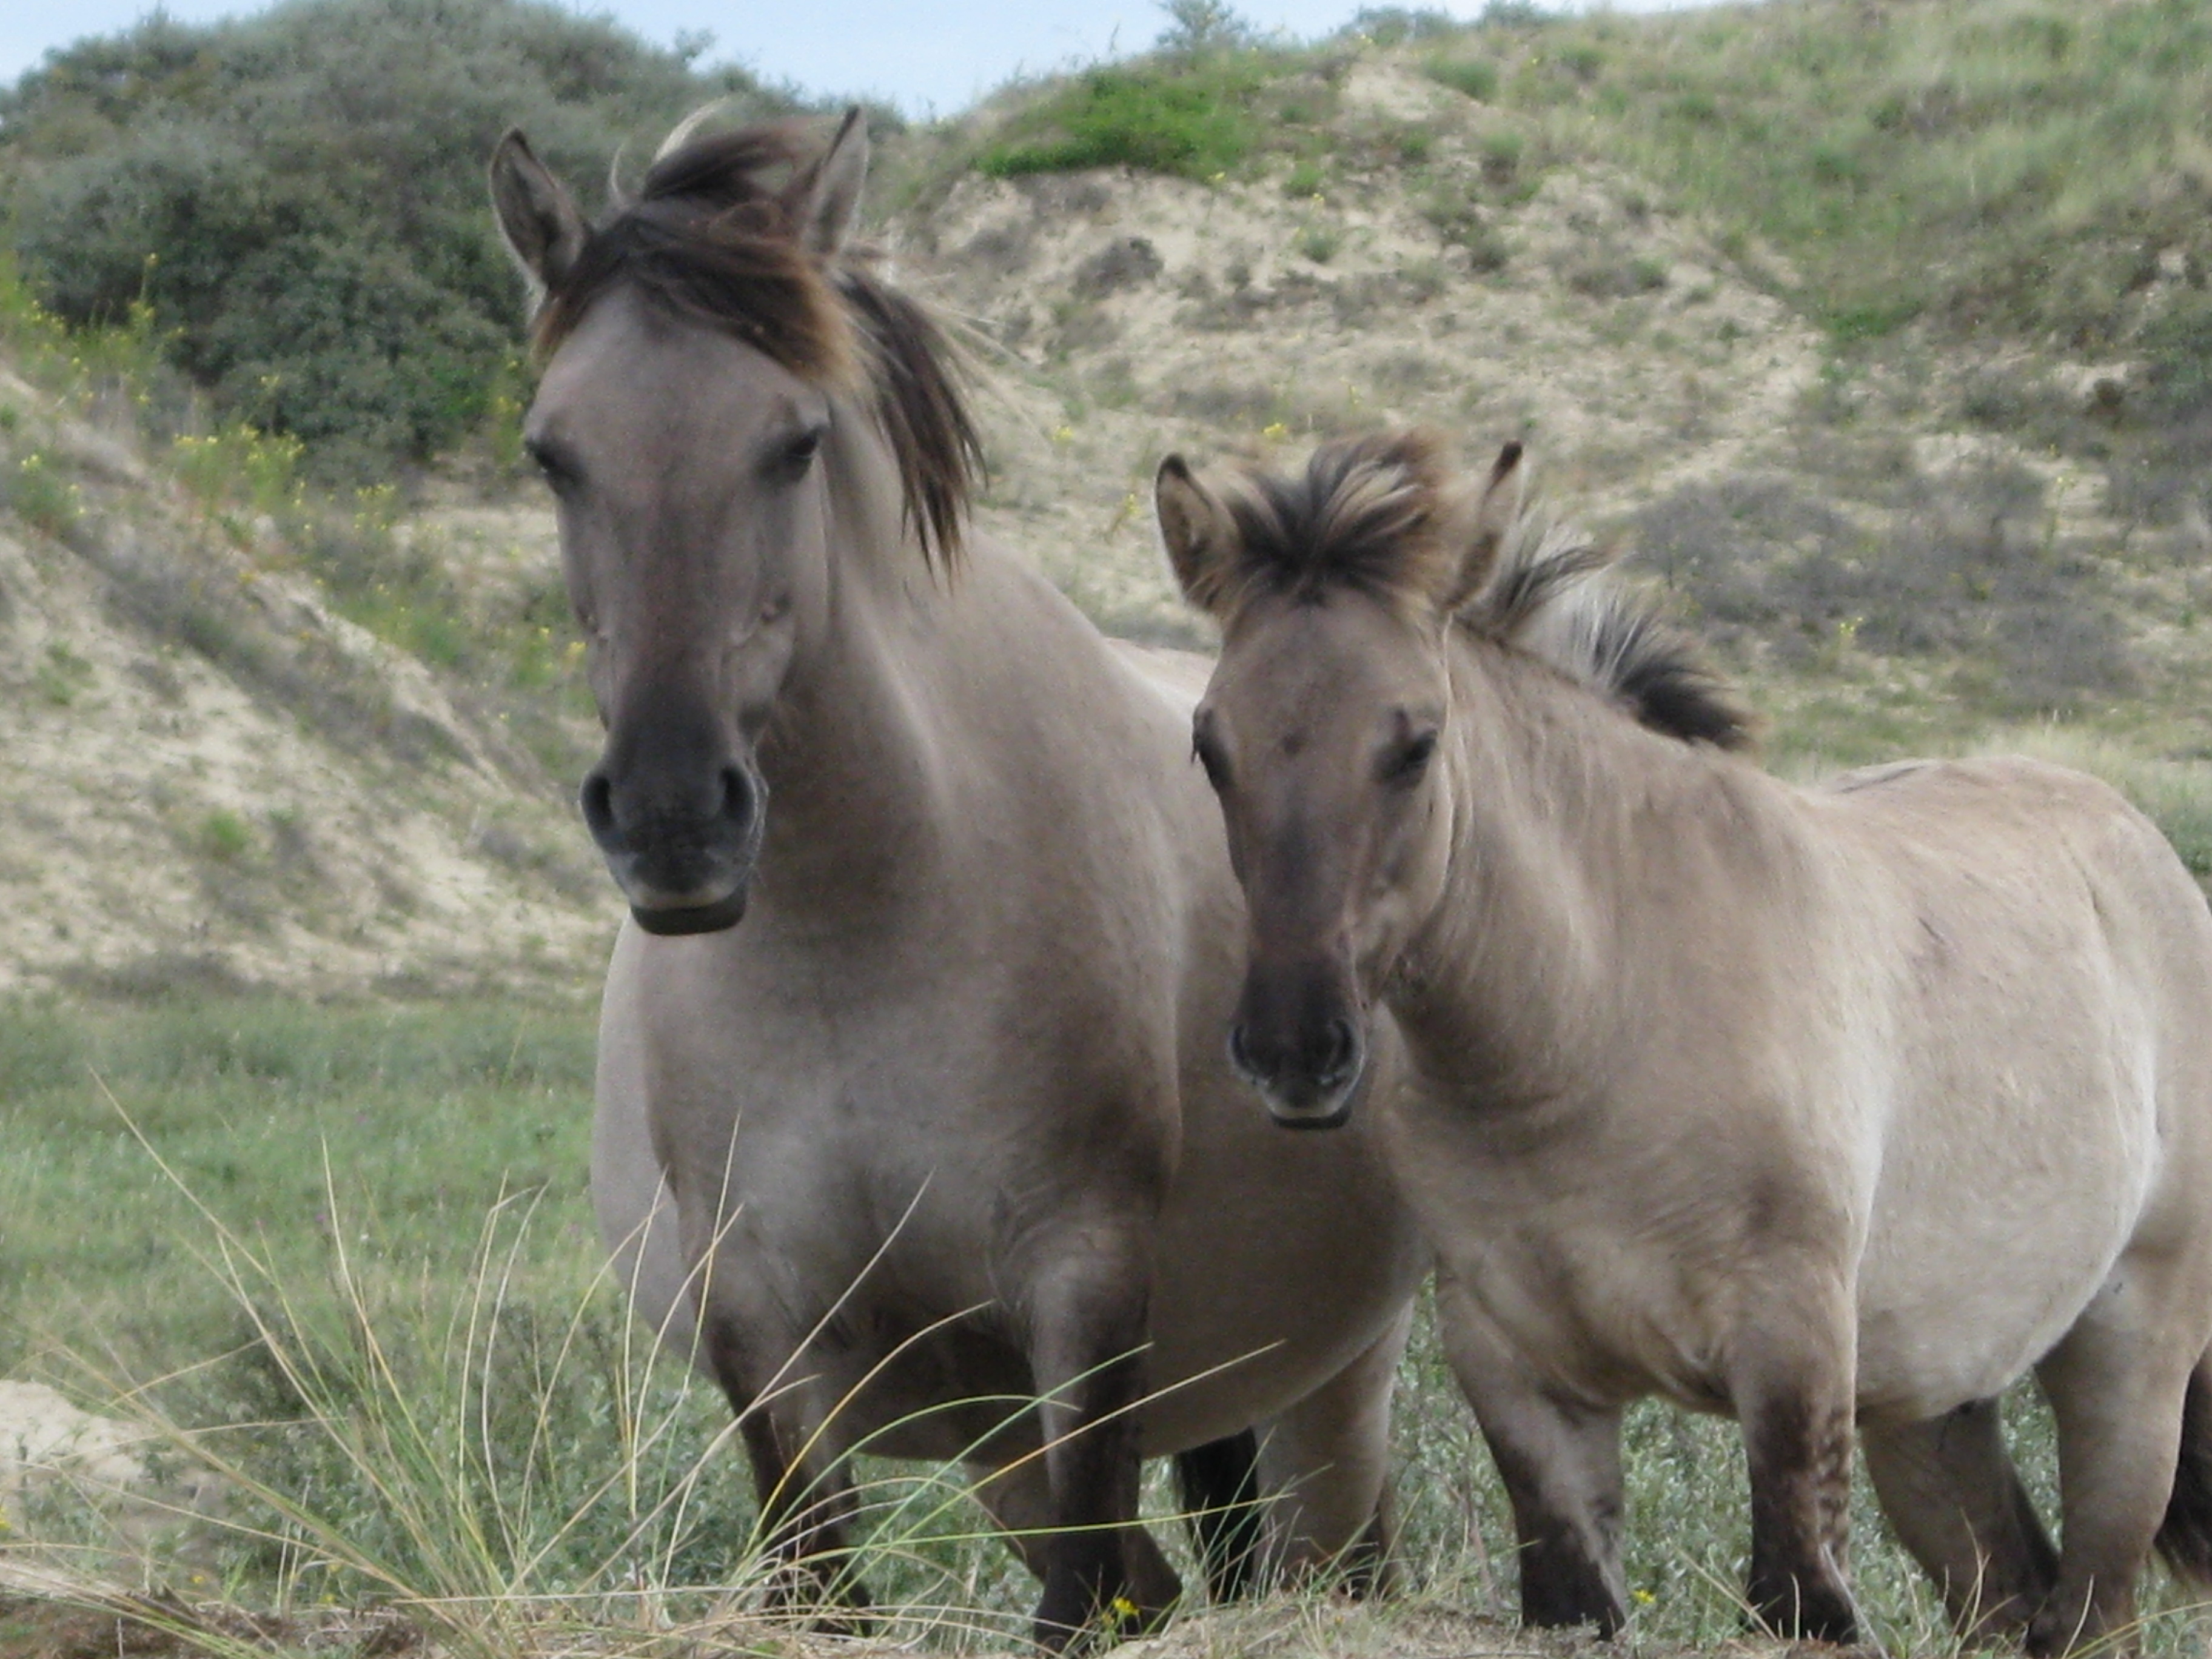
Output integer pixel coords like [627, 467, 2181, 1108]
[1346, 7, 1460, 46]
[195, 809, 256, 863]
[2142, 290, 2212, 421]
[977, 62, 1265, 179]
[0, 0, 795, 475]
[1425, 56, 1500, 101]
[5, 450, 80, 536]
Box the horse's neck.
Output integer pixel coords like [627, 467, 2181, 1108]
[1395, 640, 1746, 1104]
[749, 423, 956, 928]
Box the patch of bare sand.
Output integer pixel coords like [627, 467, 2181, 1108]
[0, 381, 614, 999]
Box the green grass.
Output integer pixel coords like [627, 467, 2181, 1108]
[0, 999, 600, 1384]
[1456, 0, 2212, 355]
[1423, 55, 1498, 102]
[5, 997, 2211, 1654]
[977, 47, 1339, 182]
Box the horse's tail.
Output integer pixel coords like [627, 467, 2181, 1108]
[2157, 1353, 2212, 1584]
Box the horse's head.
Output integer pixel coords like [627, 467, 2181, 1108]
[1158, 432, 1524, 1127]
[489, 111, 974, 934]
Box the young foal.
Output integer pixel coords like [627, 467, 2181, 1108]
[489, 116, 1427, 1645]
[1158, 430, 2212, 1653]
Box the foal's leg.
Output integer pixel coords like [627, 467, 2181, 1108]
[1253, 1304, 1412, 1594]
[1027, 1241, 1159, 1649]
[2029, 1288, 2204, 1657]
[1436, 1275, 1627, 1634]
[1861, 1401, 2057, 1640]
[1729, 1299, 1859, 1643]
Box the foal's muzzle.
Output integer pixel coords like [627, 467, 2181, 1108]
[1227, 1013, 1367, 1131]
[580, 759, 765, 936]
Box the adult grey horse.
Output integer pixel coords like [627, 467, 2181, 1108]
[488, 112, 1425, 1646]
[1158, 428, 2212, 1655]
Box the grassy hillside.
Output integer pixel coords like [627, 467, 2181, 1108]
[865, 0, 2212, 786]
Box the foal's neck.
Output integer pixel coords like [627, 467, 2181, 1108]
[1393, 637, 1760, 1110]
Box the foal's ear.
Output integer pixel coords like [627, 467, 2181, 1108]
[489, 130, 588, 303]
[1156, 455, 1239, 614]
[790, 107, 870, 257]
[1441, 440, 1526, 614]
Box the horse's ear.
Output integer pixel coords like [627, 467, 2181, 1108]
[791, 107, 870, 257]
[1441, 440, 1524, 613]
[1157, 454, 1238, 614]
[490, 130, 588, 302]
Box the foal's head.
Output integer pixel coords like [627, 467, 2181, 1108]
[490, 110, 977, 933]
[1159, 432, 1749, 1127]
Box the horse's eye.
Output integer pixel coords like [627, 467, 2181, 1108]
[1382, 730, 1439, 786]
[776, 426, 825, 477]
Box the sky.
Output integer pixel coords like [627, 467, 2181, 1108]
[0, 0, 1704, 120]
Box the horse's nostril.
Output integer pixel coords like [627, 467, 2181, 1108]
[720, 765, 755, 831]
[1227, 1023, 1259, 1081]
[580, 771, 618, 846]
[1318, 1019, 1359, 1082]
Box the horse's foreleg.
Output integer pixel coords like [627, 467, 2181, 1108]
[1174, 1432, 1265, 1603]
[702, 1313, 873, 1631]
[1027, 1248, 1158, 1651]
[1862, 1401, 2056, 1640]
[734, 1409, 872, 1629]
[1436, 1274, 1627, 1634]
[1732, 1307, 1858, 1644]
[2029, 1281, 2207, 1657]
[1253, 1302, 1412, 1594]
[974, 1456, 1183, 1615]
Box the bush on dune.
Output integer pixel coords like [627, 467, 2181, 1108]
[0, 0, 798, 477]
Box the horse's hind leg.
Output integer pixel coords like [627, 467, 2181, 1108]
[2029, 1284, 2207, 1657]
[1436, 1275, 1626, 1634]
[1253, 1304, 1412, 1594]
[1175, 1432, 1264, 1602]
[1862, 1402, 2057, 1640]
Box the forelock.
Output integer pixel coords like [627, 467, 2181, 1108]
[1209, 429, 1461, 620]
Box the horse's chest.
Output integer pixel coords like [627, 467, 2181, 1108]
[1398, 1105, 1755, 1406]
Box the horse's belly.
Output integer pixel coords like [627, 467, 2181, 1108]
[1854, 1161, 2150, 1418]
[1852, 1038, 2163, 1417]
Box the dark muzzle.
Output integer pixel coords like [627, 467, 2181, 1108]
[581, 756, 763, 935]
[1227, 964, 1369, 1130]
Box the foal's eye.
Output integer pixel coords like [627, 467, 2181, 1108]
[1382, 730, 1439, 786]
